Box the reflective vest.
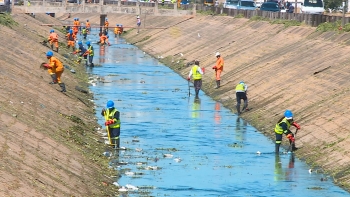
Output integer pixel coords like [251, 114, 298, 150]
[104, 108, 120, 129]
[236, 83, 245, 92]
[274, 118, 291, 134]
[82, 28, 87, 34]
[192, 65, 202, 80]
[88, 45, 94, 56]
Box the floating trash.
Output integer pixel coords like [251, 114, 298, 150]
[163, 154, 173, 158]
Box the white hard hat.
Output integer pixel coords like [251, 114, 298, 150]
[137, 15, 140, 18]
[215, 52, 220, 56]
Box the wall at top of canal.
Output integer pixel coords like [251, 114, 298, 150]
[67, 13, 350, 190]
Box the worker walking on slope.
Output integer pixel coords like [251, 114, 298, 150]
[235, 81, 248, 115]
[42, 51, 66, 92]
[137, 15, 141, 33]
[212, 52, 224, 89]
[48, 29, 59, 52]
[187, 60, 204, 99]
[102, 100, 121, 148]
[274, 110, 301, 153]
[86, 41, 94, 67]
[66, 29, 76, 52]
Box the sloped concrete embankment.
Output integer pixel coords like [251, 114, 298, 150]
[71, 13, 350, 190]
[0, 14, 118, 196]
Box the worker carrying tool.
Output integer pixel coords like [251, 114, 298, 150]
[66, 29, 76, 52]
[235, 81, 248, 115]
[86, 41, 94, 67]
[41, 51, 66, 92]
[187, 60, 204, 99]
[101, 100, 121, 148]
[75, 41, 88, 66]
[212, 52, 224, 89]
[274, 110, 301, 153]
[48, 29, 59, 52]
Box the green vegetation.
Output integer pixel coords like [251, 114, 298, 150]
[249, 15, 269, 21]
[235, 13, 244, 18]
[270, 19, 301, 28]
[316, 21, 341, 32]
[197, 10, 215, 15]
[0, 13, 18, 28]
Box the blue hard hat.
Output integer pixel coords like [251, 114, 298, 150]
[46, 50, 53, 57]
[120, 24, 123, 27]
[74, 18, 76, 20]
[50, 29, 54, 33]
[86, 41, 91, 45]
[78, 41, 82, 45]
[116, 24, 119, 26]
[239, 81, 244, 84]
[77, 18, 79, 20]
[87, 19, 89, 22]
[69, 29, 73, 34]
[106, 18, 108, 20]
[284, 110, 293, 119]
[107, 35, 109, 38]
[106, 100, 114, 109]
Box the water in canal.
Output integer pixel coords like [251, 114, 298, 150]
[81, 30, 349, 197]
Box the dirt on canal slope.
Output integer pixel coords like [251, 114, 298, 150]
[0, 14, 118, 196]
[69, 13, 350, 191]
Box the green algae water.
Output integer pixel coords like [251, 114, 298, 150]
[83, 31, 349, 197]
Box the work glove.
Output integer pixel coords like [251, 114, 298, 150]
[201, 67, 205, 74]
[292, 122, 301, 130]
[286, 134, 295, 142]
[212, 66, 217, 70]
[43, 63, 51, 69]
[187, 77, 190, 81]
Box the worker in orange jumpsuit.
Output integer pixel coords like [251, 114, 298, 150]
[212, 52, 224, 89]
[76, 18, 81, 31]
[177, 0, 181, 7]
[114, 24, 122, 38]
[66, 29, 76, 52]
[43, 51, 66, 92]
[48, 29, 59, 52]
[99, 33, 110, 46]
[86, 19, 91, 33]
[104, 18, 109, 30]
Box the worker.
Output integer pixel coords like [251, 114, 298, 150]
[82, 27, 87, 39]
[76, 18, 81, 31]
[104, 18, 109, 30]
[99, 33, 109, 46]
[86, 41, 94, 67]
[235, 81, 248, 115]
[66, 29, 76, 52]
[177, 0, 180, 8]
[114, 24, 121, 38]
[161, 0, 164, 6]
[101, 100, 121, 148]
[48, 29, 59, 52]
[274, 110, 301, 153]
[212, 52, 224, 89]
[86, 19, 91, 33]
[187, 60, 204, 99]
[75, 41, 88, 66]
[42, 51, 66, 92]
[137, 15, 141, 33]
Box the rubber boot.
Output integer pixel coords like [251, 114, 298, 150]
[215, 80, 219, 89]
[56, 47, 59, 53]
[59, 83, 66, 92]
[242, 101, 248, 112]
[236, 104, 241, 115]
[291, 142, 298, 151]
[275, 143, 280, 154]
[195, 89, 199, 98]
[49, 74, 57, 84]
[112, 138, 120, 149]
